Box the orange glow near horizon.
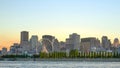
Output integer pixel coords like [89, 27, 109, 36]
[0, 40, 19, 50]
[0, 33, 20, 50]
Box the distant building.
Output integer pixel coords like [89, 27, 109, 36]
[59, 41, 66, 52]
[102, 36, 111, 50]
[10, 43, 20, 55]
[66, 33, 80, 50]
[20, 31, 29, 44]
[20, 31, 30, 54]
[42, 35, 60, 52]
[66, 38, 74, 50]
[30, 35, 38, 49]
[60, 41, 66, 47]
[42, 35, 55, 52]
[30, 35, 39, 54]
[1, 47, 7, 55]
[80, 37, 100, 52]
[113, 38, 119, 47]
[53, 39, 60, 52]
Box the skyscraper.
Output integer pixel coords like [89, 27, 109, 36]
[30, 35, 38, 48]
[113, 38, 119, 47]
[30, 35, 39, 54]
[102, 36, 111, 50]
[20, 31, 30, 54]
[66, 33, 80, 50]
[20, 31, 29, 44]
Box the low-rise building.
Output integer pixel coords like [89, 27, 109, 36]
[1, 47, 7, 55]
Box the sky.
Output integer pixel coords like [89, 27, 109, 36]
[0, 0, 120, 50]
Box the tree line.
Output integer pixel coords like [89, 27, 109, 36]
[1, 49, 120, 58]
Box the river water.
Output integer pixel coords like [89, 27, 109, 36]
[0, 61, 120, 68]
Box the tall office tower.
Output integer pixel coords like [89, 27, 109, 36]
[81, 37, 100, 52]
[20, 31, 29, 44]
[102, 36, 110, 50]
[66, 33, 80, 50]
[20, 31, 30, 54]
[30, 35, 39, 54]
[113, 38, 119, 47]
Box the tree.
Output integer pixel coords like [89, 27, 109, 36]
[40, 52, 48, 58]
[69, 49, 79, 58]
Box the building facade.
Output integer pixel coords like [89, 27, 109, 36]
[20, 31, 29, 44]
[81, 37, 100, 52]
[20, 31, 30, 54]
[42, 35, 55, 52]
[30, 35, 39, 54]
[102, 36, 111, 50]
[66, 33, 80, 50]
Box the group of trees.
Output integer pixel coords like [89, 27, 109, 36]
[1, 49, 120, 58]
[39, 49, 120, 58]
[78, 52, 120, 58]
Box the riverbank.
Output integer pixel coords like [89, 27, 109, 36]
[0, 58, 120, 62]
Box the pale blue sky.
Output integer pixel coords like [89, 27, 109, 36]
[0, 0, 120, 48]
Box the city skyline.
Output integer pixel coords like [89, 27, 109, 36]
[0, 31, 120, 50]
[0, 0, 120, 49]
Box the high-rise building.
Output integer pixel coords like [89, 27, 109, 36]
[30, 35, 38, 48]
[81, 37, 100, 52]
[113, 38, 119, 47]
[102, 36, 111, 50]
[66, 33, 80, 50]
[20, 31, 30, 54]
[30, 35, 39, 54]
[20, 31, 29, 44]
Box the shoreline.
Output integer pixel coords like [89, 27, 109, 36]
[0, 58, 120, 62]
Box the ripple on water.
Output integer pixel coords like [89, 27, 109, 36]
[0, 61, 120, 68]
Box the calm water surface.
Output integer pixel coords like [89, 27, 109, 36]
[0, 61, 120, 68]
